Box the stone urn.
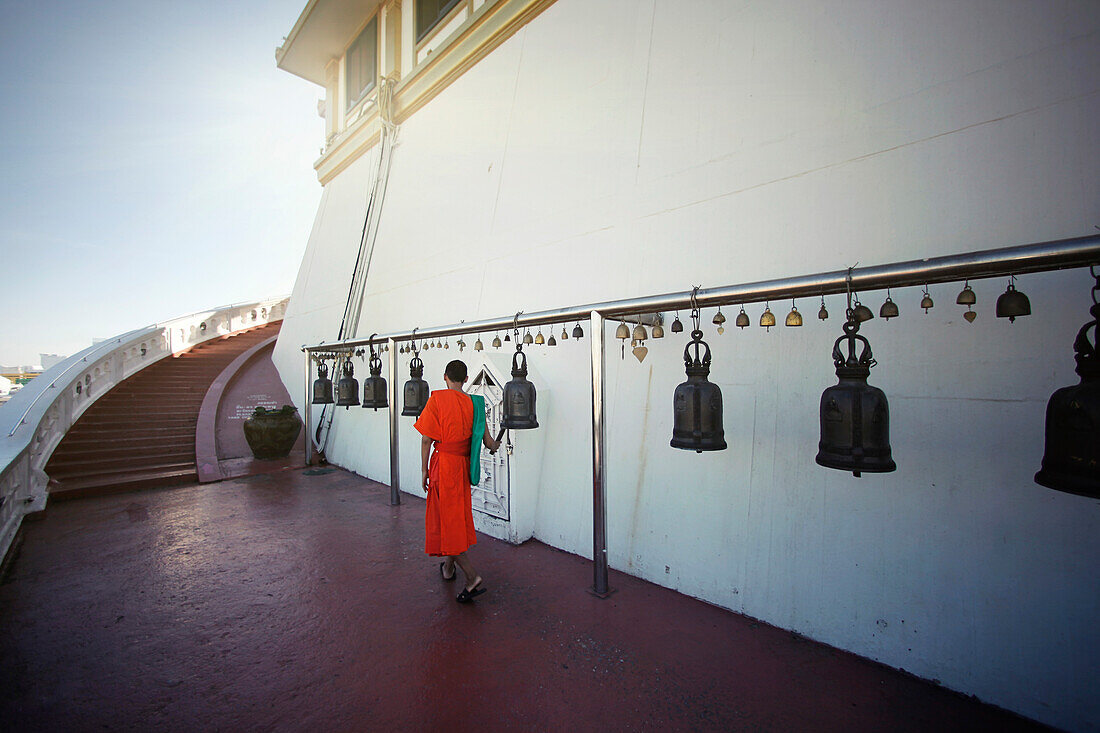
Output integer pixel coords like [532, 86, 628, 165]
[243, 405, 302, 460]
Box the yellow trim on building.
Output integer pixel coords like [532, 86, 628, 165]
[315, 0, 557, 185]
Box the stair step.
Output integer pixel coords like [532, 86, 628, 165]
[49, 460, 196, 483]
[62, 427, 196, 442]
[50, 467, 199, 501]
[56, 429, 194, 444]
[48, 450, 194, 472]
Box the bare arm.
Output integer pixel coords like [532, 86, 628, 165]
[421, 435, 433, 491]
[482, 429, 500, 453]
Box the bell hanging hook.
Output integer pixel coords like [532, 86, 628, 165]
[690, 285, 701, 331]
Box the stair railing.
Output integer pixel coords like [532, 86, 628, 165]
[0, 296, 290, 563]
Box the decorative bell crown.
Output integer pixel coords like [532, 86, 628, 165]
[312, 361, 334, 404]
[336, 357, 360, 407]
[816, 312, 896, 477]
[1035, 268, 1099, 498]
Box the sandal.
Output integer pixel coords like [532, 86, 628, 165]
[440, 562, 456, 582]
[456, 579, 486, 603]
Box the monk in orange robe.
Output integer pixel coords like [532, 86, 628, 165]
[414, 360, 500, 602]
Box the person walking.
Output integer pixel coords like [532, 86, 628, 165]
[414, 359, 500, 602]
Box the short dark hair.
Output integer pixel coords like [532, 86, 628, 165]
[445, 360, 467, 382]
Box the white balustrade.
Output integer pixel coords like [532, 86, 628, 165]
[0, 297, 289, 562]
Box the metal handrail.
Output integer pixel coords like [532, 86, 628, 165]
[4, 328, 152, 437]
[297, 232, 1100, 596]
[301, 234, 1100, 352]
[5, 295, 291, 437]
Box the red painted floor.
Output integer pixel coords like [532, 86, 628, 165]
[0, 468, 1045, 732]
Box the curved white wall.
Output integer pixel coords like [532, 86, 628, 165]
[274, 1, 1100, 728]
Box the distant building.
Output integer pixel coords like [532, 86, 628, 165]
[39, 354, 66, 370]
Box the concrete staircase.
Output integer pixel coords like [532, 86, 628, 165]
[45, 323, 282, 500]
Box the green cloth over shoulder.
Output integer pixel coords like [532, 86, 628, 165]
[469, 394, 486, 485]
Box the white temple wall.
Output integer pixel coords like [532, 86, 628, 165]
[273, 1, 1100, 729]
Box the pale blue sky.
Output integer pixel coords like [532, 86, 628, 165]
[0, 0, 322, 366]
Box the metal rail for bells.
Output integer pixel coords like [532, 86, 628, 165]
[301, 233, 1100, 597]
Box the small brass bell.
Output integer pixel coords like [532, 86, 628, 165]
[956, 282, 976, 306]
[493, 335, 502, 348]
[548, 334, 557, 346]
[671, 328, 726, 453]
[671, 314, 684, 333]
[852, 299, 874, 323]
[996, 279, 1031, 322]
[401, 354, 430, 417]
[816, 313, 896, 477]
[436, 340, 443, 349]
[523, 331, 534, 345]
[534, 329, 545, 345]
[760, 305, 776, 331]
[713, 309, 726, 334]
[818, 297, 829, 321]
[311, 362, 334, 404]
[572, 323, 584, 339]
[475, 338, 484, 351]
[361, 342, 388, 410]
[504, 333, 511, 341]
[632, 324, 647, 341]
[501, 344, 539, 430]
[616, 321, 630, 340]
[561, 327, 569, 341]
[1035, 271, 1099, 498]
[652, 322, 664, 339]
[336, 358, 360, 408]
[880, 292, 899, 320]
[786, 302, 803, 327]
[444, 340, 450, 349]
[920, 287, 934, 313]
[735, 308, 750, 329]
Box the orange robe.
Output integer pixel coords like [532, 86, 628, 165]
[414, 389, 477, 556]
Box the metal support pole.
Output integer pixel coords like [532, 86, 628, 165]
[388, 337, 400, 505]
[590, 310, 611, 597]
[303, 352, 312, 466]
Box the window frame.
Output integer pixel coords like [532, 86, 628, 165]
[416, 0, 464, 43]
[344, 14, 380, 113]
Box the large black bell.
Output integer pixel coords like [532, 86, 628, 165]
[501, 345, 538, 430]
[1035, 289, 1099, 498]
[671, 329, 726, 453]
[311, 362, 334, 404]
[816, 315, 895, 477]
[361, 348, 388, 410]
[401, 354, 430, 417]
[335, 358, 360, 407]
